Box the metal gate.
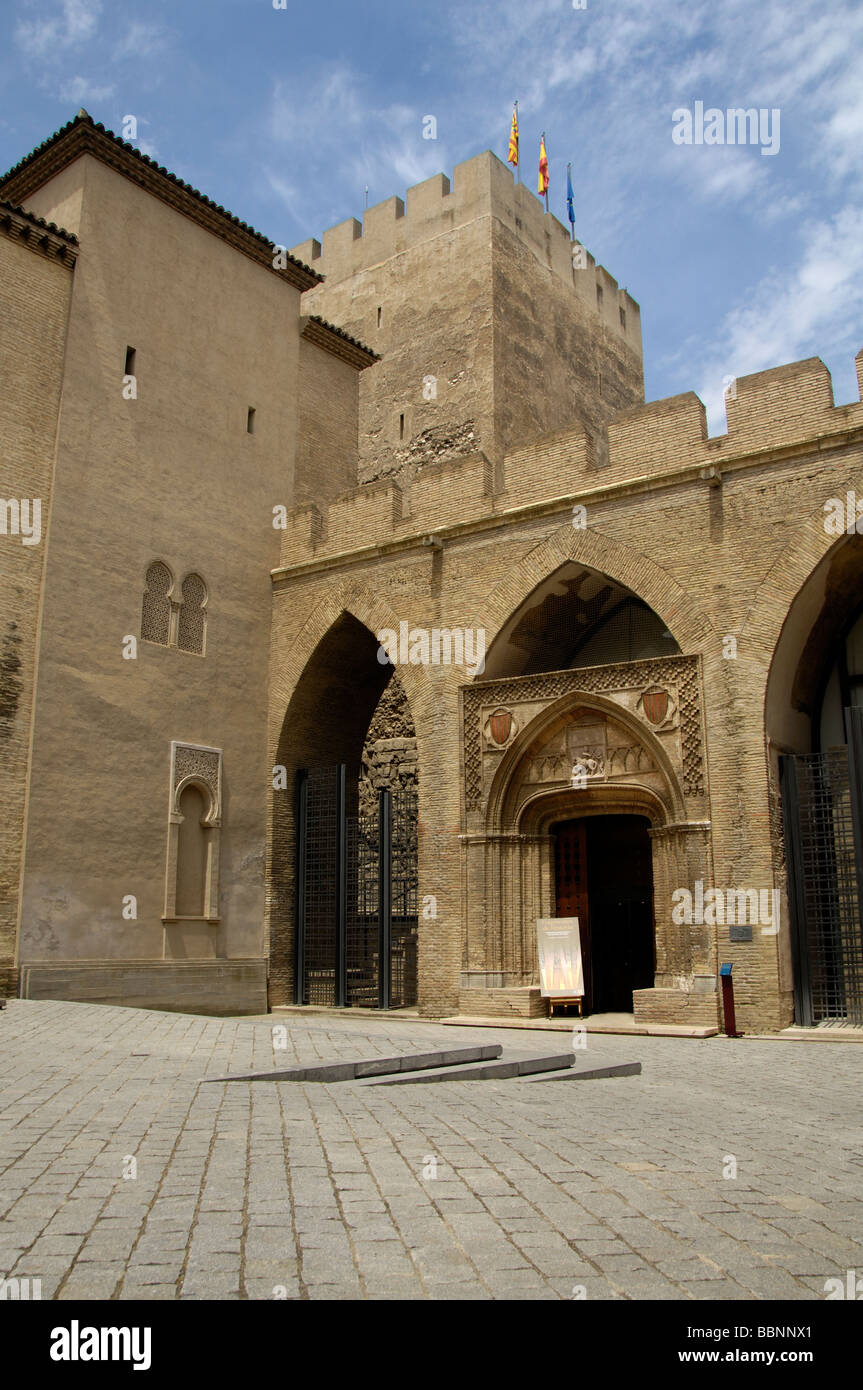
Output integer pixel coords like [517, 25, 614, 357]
[780, 708, 863, 1025]
[295, 766, 418, 1008]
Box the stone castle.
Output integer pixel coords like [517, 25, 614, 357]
[2, 110, 862, 1033]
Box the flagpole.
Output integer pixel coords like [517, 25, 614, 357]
[568, 161, 574, 241]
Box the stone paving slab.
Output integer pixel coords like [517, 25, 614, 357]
[527, 1061, 642, 1082]
[362, 1051, 575, 1084]
[1, 999, 862, 1301]
[206, 1043, 503, 1084]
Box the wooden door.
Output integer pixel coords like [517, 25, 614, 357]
[553, 819, 593, 1011]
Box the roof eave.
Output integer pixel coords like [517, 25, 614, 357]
[0, 114, 322, 292]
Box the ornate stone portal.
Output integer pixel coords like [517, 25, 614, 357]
[459, 656, 719, 1026]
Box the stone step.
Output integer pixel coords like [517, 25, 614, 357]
[362, 1052, 575, 1085]
[458, 986, 546, 1019]
[525, 1061, 642, 1082]
[205, 1043, 502, 1084]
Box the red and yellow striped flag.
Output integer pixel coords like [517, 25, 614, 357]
[508, 103, 519, 166]
[538, 134, 549, 196]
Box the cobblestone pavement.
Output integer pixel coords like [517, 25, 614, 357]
[1, 1000, 861, 1301]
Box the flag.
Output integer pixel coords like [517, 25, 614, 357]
[538, 134, 549, 197]
[508, 103, 519, 166]
[566, 163, 575, 227]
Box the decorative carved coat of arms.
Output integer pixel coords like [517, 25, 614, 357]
[484, 707, 518, 748]
[638, 685, 676, 729]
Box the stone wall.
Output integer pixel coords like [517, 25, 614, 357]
[0, 206, 76, 995]
[2, 126, 369, 1012]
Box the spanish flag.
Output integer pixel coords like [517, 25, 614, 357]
[538, 134, 549, 196]
[508, 102, 519, 166]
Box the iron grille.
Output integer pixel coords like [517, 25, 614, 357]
[346, 810, 380, 1007]
[788, 749, 863, 1024]
[296, 770, 418, 1009]
[299, 766, 340, 1006]
[391, 786, 418, 1008]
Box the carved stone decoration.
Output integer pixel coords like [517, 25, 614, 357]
[566, 719, 607, 783]
[173, 743, 221, 822]
[462, 655, 705, 807]
[164, 741, 223, 923]
[638, 684, 676, 730]
[571, 754, 605, 784]
[608, 744, 654, 775]
[484, 706, 518, 748]
[526, 751, 570, 783]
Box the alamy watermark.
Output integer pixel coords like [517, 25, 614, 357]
[50, 1322, 151, 1370]
[672, 880, 779, 935]
[825, 492, 863, 535]
[0, 1276, 41, 1299]
[0, 498, 41, 546]
[824, 1269, 863, 1299]
[377, 622, 485, 677]
[672, 102, 780, 157]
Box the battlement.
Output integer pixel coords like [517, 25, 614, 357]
[290, 150, 638, 336]
[274, 349, 863, 574]
[602, 355, 862, 483]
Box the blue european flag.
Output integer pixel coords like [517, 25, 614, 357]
[566, 165, 575, 227]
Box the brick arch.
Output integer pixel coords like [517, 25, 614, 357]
[268, 583, 436, 1007]
[476, 522, 714, 662]
[740, 477, 863, 661]
[269, 581, 435, 754]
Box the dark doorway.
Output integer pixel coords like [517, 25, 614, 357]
[553, 814, 655, 1013]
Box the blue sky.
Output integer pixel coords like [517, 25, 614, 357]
[1, 0, 861, 433]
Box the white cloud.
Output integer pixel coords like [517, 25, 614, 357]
[263, 66, 451, 233]
[112, 21, 170, 62]
[696, 205, 863, 430]
[15, 0, 101, 57]
[57, 74, 114, 105]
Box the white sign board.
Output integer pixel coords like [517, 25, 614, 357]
[536, 917, 584, 998]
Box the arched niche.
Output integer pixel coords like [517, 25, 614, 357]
[163, 744, 222, 923]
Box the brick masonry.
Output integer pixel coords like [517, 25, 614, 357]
[0, 205, 76, 997]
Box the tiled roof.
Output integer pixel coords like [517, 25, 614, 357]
[0, 197, 78, 265]
[0, 111, 321, 291]
[302, 314, 379, 367]
[0, 198, 78, 243]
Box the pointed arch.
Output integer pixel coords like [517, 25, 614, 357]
[484, 688, 688, 833]
[476, 521, 714, 671]
[743, 477, 863, 665]
[269, 580, 435, 757]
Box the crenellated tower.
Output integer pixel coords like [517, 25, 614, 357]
[291, 150, 644, 488]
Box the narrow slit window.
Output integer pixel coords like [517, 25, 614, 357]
[377, 306, 382, 328]
[399, 413, 405, 441]
[596, 285, 603, 309]
[124, 345, 136, 375]
[619, 307, 627, 330]
[247, 407, 256, 434]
